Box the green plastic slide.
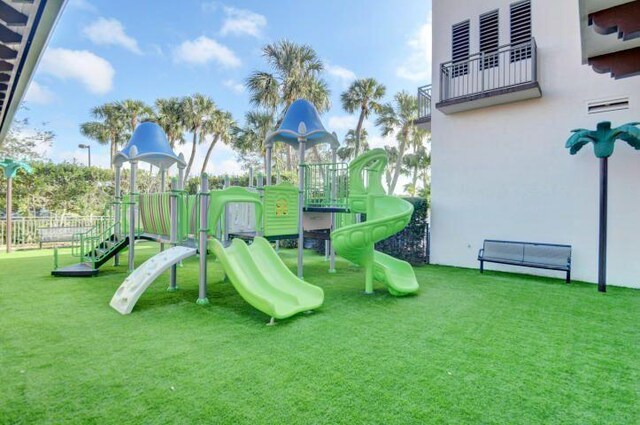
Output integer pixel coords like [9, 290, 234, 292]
[211, 237, 324, 319]
[331, 149, 419, 296]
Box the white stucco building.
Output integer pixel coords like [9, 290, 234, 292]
[418, 0, 640, 288]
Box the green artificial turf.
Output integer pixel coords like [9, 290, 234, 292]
[1, 243, 639, 424]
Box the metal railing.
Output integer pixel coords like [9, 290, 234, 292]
[418, 84, 432, 119]
[303, 162, 350, 209]
[0, 215, 107, 250]
[439, 38, 537, 102]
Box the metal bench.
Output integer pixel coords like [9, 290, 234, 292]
[39, 226, 90, 248]
[478, 240, 572, 283]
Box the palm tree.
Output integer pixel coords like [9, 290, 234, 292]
[565, 121, 640, 292]
[81, 102, 128, 168]
[375, 91, 418, 195]
[155, 97, 186, 149]
[118, 99, 153, 132]
[201, 109, 235, 175]
[337, 129, 370, 162]
[80, 121, 110, 152]
[340, 78, 386, 157]
[232, 111, 277, 172]
[246, 40, 331, 170]
[403, 145, 430, 196]
[180, 94, 216, 183]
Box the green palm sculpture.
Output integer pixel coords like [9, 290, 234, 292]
[0, 158, 32, 253]
[565, 121, 640, 292]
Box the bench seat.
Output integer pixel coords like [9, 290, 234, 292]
[478, 240, 572, 283]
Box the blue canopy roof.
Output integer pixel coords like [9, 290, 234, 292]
[265, 99, 339, 150]
[114, 122, 185, 169]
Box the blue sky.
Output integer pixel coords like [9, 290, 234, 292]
[22, 0, 432, 176]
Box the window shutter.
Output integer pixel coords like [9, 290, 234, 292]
[452, 20, 470, 76]
[480, 10, 499, 68]
[510, 0, 532, 61]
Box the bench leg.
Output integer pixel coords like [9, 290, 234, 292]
[566, 270, 571, 284]
[480, 260, 484, 273]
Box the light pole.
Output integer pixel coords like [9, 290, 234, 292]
[78, 144, 91, 167]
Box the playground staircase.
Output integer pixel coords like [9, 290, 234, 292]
[51, 217, 133, 277]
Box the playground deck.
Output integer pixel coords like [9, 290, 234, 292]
[2, 246, 639, 424]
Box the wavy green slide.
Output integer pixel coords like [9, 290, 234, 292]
[211, 237, 324, 319]
[331, 149, 419, 296]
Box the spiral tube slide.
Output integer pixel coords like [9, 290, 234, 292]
[331, 149, 419, 296]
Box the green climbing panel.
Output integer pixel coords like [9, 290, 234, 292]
[263, 183, 299, 237]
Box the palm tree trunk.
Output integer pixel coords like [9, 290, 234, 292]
[183, 130, 198, 184]
[411, 165, 419, 194]
[389, 130, 409, 195]
[354, 107, 366, 157]
[201, 134, 220, 175]
[110, 140, 116, 169]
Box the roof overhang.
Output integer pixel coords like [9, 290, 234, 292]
[0, 0, 67, 142]
[579, 0, 640, 62]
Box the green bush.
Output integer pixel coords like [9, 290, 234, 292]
[375, 197, 429, 265]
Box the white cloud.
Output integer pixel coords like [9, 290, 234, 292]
[223, 79, 244, 94]
[396, 12, 432, 82]
[221, 6, 267, 38]
[83, 17, 142, 54]
[40, 48, 115, 95]
[68, 0, 97, 13]
[328, 115, 358, 132]
[173, 36, 241, 67]
[201, 2, 217, 13]
[326, 64, 356, 87]
[24, 81, 54, 104]
[175, 138, 239, 177]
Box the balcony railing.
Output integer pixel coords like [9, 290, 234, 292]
[439, 38, 538, 102]
[417, 84, 432, 119]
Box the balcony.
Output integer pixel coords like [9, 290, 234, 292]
[415, 84, 431, 130]
[436, 38, 541, 114]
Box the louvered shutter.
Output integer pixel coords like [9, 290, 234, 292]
[480, 10, 499, 69]
[452, 20, 470, 76]
[510, 0, 532, 62]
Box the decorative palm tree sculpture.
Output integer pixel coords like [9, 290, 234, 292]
[565, 121, 640, 292]
[0, 158, 32, 253]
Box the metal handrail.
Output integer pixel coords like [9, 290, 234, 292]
[439, 38, 537, 102]
[418, 84, 432, 119]
[302, 162, 349, 209]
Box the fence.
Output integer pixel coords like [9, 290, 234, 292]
[440, 38, 537, 102]
[309, 197, 430, 265]
[0, 216, 107, 250]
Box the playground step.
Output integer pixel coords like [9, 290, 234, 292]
[51, 263, 99, 277]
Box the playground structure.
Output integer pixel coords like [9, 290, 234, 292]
[52, 100, 419, 322]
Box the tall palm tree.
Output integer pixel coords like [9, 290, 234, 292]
[232, 111, 277, 171]
[81, 102, 128, 168]
[403, 145, 430, 196]
[375, 91, 418, 195]
[340, 78, 386, 157]
[337, 129, 370, 162]
[201, 109, 235, 175]
[246, 40, 331, 170]
[119, 99, 153, 132]
[565, 121, 640, 292]
[79, 121, 110, 151]
[155, 97, 186, 149]
[180, 94, 216, 183]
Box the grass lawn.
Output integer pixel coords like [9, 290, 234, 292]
[1, 243, 639, 424]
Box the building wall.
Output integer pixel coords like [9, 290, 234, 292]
[430, 0, 640, 287]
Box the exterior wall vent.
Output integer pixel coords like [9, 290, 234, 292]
[587, 96, 630, 114]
